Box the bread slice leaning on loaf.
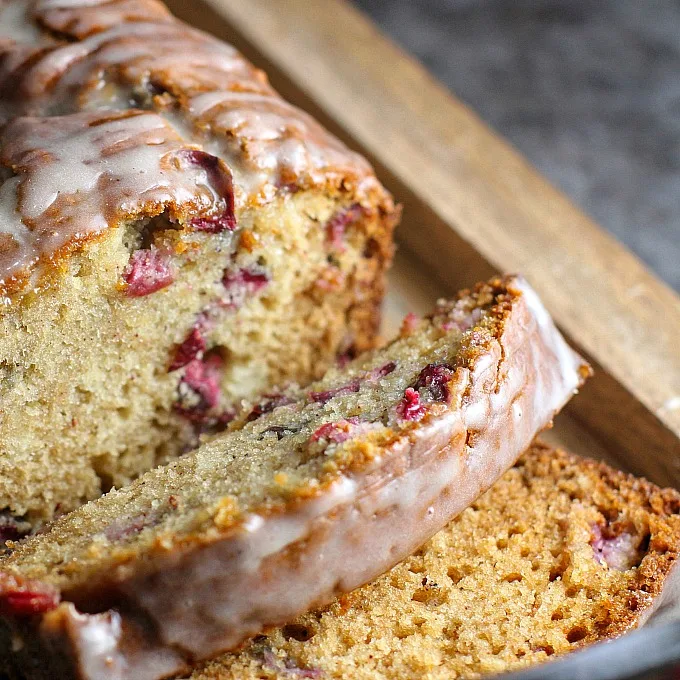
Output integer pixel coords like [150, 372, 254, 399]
[0, 0, 398, 531]
[186, 443, 680, 680]
[0, 276, 589, 680]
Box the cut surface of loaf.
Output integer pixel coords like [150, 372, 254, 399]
[0, 276, 588, 680]
[186, 443, 680, 680]
[0, 0, 398, 528]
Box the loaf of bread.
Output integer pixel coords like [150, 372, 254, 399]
[186, 442, 680, 680]
[0, 276, 588, 680]
[0, 0, 398, 531]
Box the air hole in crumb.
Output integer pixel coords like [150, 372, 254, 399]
[92, 457, 115, 494]
[566, 626, 588, 643]
[259, 295, 276, 311]
[447, 566, 464, 585]
[520, 547, 530, 558]
[639, 532, 651, 556]
[535, 644, 555, 656]
[281, 624, 315, 642]
[551, 610, 564, 621]
[496, 537, 508, 550]
[116, 406, 132, 420]
[411, 588, 433, 603]
[363, 238, 380, 259]
[74, 259, 95, 278]
[549, 566, 564, 582]
[206, 344, 230, 364]
[504, 572, 522, 583]
[565, 586, 579, 598]
[125, 212, 179, 252]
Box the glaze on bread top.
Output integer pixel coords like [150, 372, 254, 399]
[0, 0, 384, 294]
[0, 110, 235, 280]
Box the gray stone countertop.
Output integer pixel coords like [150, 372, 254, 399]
[353, 0, 679, 291]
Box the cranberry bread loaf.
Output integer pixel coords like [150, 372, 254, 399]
[0, 276, 588, 680]
[0, 0, 397, 531]
[187, 443, 680, 680]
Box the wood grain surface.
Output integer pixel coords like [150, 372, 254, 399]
[166, 0, 680, 485]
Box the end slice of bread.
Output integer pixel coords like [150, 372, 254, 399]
[186, 442, 680, 680]
[0, 6, 398, 529]
[0, 276, 588, 680]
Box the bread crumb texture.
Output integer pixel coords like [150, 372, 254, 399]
[186, 443, 680, 679]
[0, 191, 394, 527]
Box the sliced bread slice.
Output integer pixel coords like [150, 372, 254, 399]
[187, 442, 680, 680]
[0, 276, 589, 680]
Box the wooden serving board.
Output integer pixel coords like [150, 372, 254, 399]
[165, 0, 680, 488]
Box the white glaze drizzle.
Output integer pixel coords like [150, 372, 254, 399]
[0, 1, 44, 43]
[0, 7, 377, 289]
[0, 111, 228, 282]
[36, 0, 112, 9]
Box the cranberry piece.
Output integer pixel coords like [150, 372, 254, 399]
[0, 514, 28, 543]
[247, 394, 295, 422]
[222, 267, 270, 309]
[191, 211, 237, 233]
[400, 312, 419, 336]
[590, 524, 642, 571]
[215, 408, 237, 427]
[396, 388, 426, 421]
[169, 326, 206, 372]
[180, 150, 236, 233]
[309, 378, 361, 405]
[414, 363, 455, 403]
[182, 356, 221, 410]
[368, 361, 397, 381]
[310, 418, 361, 444]
[326, 204, 364, 251]
[0, 573, 59, 617]
[174, 354, 222, 422]
[104, 511, 159, 542]
[122, 249, 174, 297]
